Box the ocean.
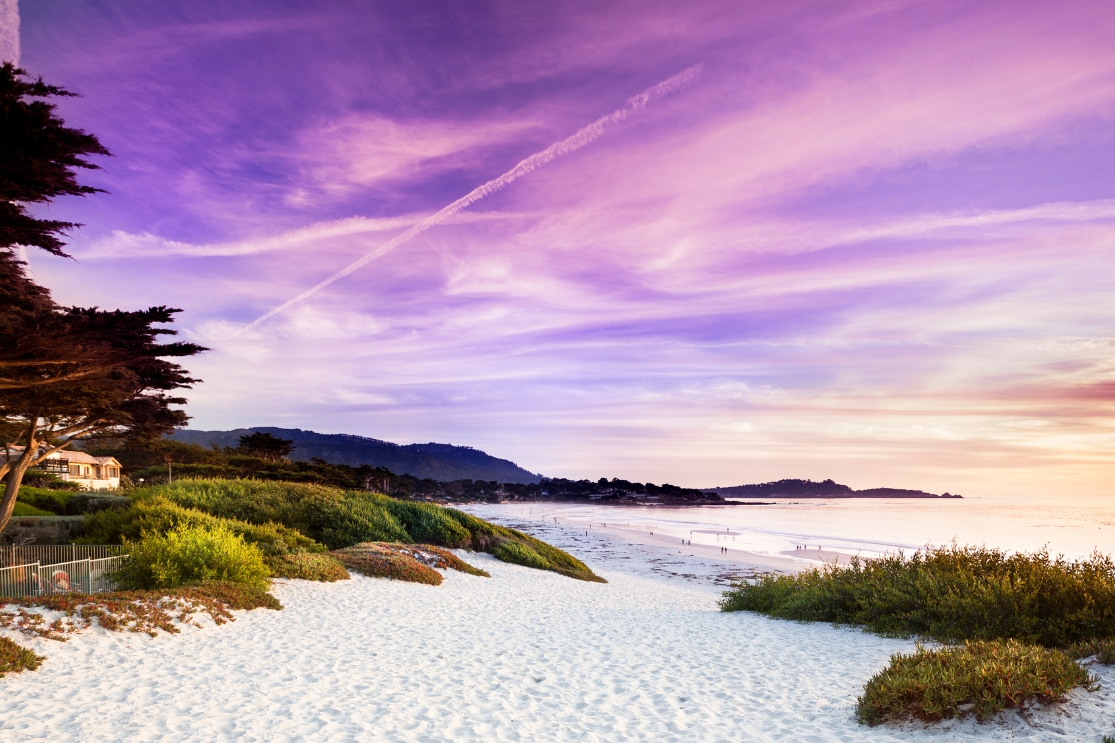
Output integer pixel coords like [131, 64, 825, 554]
[464, 494, 1115, 563]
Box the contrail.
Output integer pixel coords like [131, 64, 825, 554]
[237, 64, 702, 335]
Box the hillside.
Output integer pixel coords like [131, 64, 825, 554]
[705, 479, 962, 498]
[168, 428, 542, 484]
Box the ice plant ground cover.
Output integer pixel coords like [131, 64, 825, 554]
[0, 636, 44, 677]
[331, 542, 489, 585]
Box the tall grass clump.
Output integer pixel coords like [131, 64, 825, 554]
[115, 524, 270, 591]
[720, 544, 1115, 648]
[856, 640, 1098, 725]
[142, 479, 604, 582]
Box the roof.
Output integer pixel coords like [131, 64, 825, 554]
[0, 447, 121, 467]
[49, 451, 121, 466]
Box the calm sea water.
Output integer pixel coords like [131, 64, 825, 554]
[467, 495, 1115, 562]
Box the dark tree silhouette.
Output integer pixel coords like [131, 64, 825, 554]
[0, 62, 111, 257]
[237, 432, 296, 462]
[0, 65, 205, 532]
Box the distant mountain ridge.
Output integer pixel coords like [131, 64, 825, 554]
[167, 427, 542, 484]
[705, 478, 961, 498]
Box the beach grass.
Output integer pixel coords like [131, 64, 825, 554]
[0, 637, 45, 677]
[855, 640, 1098, 725]
[722, 544, 1115, 725]
[137, 479, 604, 582]
[720, 544, 1115, 648]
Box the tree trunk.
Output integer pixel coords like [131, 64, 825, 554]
[0, 419, 39, 536]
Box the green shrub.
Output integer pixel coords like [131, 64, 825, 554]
[115, 524, 270, 590]
[80, 498, 324, 557]
[856, 640, 1098, 725]
[266, 552, 350, 582]
[11, 501, 53, 516]
[492, 540, 550, 570]
[20, 488, 129, 515]
[149, 479, 347, 535]
[19, 471, 80, 491]
[720, 544, 1115, 648]
[0, 637, 45, 676]
[14, 487, 68, 512]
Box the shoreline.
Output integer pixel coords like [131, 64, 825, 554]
[459, 506, 876, 586]
[461, 503, 875, 582]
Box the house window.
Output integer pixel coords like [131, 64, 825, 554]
[69, 464, 81, 477]
[42, 459, 68, 474]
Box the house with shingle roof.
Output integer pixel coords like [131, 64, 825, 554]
[2, 448, 122, 490]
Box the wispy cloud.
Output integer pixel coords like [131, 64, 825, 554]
[293, 115, 539, 197]
[79, 211, 527, 258]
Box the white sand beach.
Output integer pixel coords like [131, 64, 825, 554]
[1, 527, 1113, 742]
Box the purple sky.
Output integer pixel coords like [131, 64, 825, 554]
[13, 1, 1115, 493]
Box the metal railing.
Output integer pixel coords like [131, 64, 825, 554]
[0, 562, 40, 598]
[0, 544, 125, 569]
[0, 554, 128, 599]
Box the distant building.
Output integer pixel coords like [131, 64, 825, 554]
[2, 448, 122, 490]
